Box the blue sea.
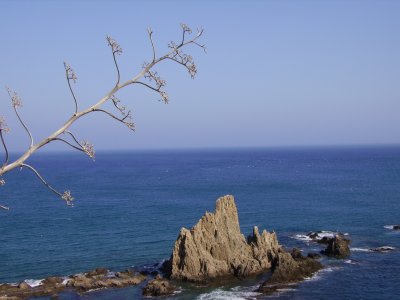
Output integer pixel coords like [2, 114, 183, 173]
[1, 146, 399, 299]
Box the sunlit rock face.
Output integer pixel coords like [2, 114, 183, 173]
[166, 195, 281, 282]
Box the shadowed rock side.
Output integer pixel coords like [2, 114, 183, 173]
[165, 195, 281, 282]
[257, 249, 323, 294]
[321, 235, 351, 258]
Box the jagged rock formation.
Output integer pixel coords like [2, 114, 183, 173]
[165, 195, 281, 282]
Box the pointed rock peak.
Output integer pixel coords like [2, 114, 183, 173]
[215, 195, 237, 213]
[167, 195, 281, 282]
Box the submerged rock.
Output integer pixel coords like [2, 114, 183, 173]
[166, 195, 281, 282]
[257, 249, 323, 294]
[321, 236, 351, 258]
[371, 246, 395, 253]
[142, 275, 176, 297]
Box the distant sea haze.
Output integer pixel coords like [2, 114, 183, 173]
[1, 146, 399, 299]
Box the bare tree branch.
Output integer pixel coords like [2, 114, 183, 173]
[6, 87, 34, 148]
[147, 27, 156, 62]
[52, 137, 85, 153]
[106, 35, 122, 86]
[93, 109, 135, 131]
[20, 163, 74, 206]
[0, 117, 10, 167]
[0, 131, 9, 167]
[64, 130, 82, 147]
[63, 62, 79, 114]
[0, 24, 205, 208]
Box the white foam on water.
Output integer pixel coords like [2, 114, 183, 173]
[304, 266, 341, 282]
[317, 231, 336, 238]
[276, 288, 297, 292]
[106, 271, 115, 278]
[293, 231, 349, 243]
[197, 287, 261, 300]
[24, 279, 43, 287]
[291, 234, 312, 242]
[344, 260, 357, 265]
[384, 225, 396, 230]
[350, 247, 373, 252]
[317, 231, 349, 239]
[61, 278, 71, 286]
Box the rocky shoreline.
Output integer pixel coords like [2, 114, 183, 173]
[1, 195, 396, 299]
[0, 268, 146, 300]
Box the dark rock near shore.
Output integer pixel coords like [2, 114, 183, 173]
[307, 252, 322, 259]
[142, 275, 176, 297]
[321, 236, 351, 258]
[257, 249, 323, 294]
[165, 195, 282, 282]
[290, 248, 303, 260]
[317, 236, 332, 244]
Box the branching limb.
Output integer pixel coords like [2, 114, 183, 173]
[60, 132, 95, 160]
[64, 130, 82, 147]
[20, 163, 74, 206]
[52, 137, 86, 153]
[0, 24, 205, 208]
[110, 95, 128, 116]
[93, 108, 135, 131]
[0, 131, 9, 167]
[147, 27, 156, 62]
[0, 117, 10, 167]
[63, 62, 78, 114]
[0, 177, 8, 210]
[135, 81, 169, 103]
[6, 87, 33, 148]
[106, 36, 122, 86]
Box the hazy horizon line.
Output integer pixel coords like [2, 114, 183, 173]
[6, 142, 400, 155]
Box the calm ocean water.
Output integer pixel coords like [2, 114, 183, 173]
[1, 146, 399, 299]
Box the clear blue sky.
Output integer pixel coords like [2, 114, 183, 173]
[1, 0, 399, 151]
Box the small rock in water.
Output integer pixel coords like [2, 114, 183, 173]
[307, 252, 322, 259]
[321, 236, 351, 259]
[393, 225, 400, 230]
[371, 246, 395, 253]
[142, 276, 176, 297]
[306, 231, 347, 243]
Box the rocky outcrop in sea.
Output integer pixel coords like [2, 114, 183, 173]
[163, 195, 281, 282]
[321, 235, 351, 258]
[0, 268, 146, 300]
[257, 249, 323, 294]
